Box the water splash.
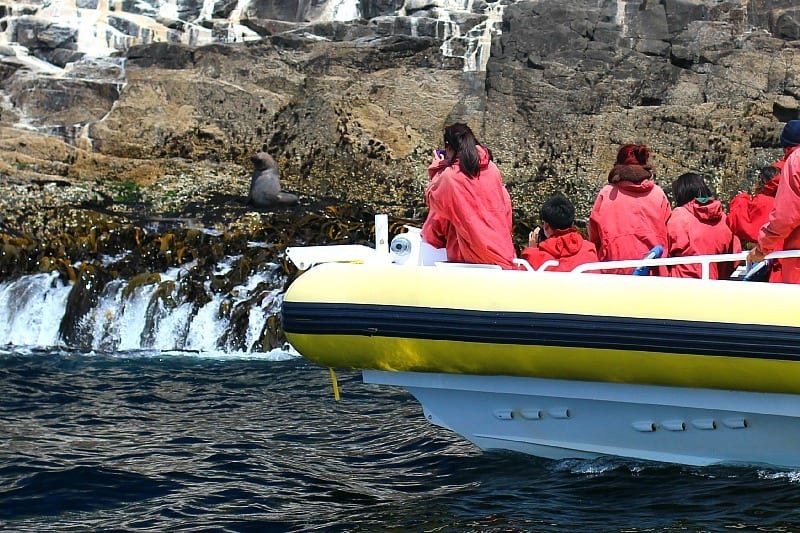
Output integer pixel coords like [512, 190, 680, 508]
[315, 0, 361, 22]
[0, 0, 504, 72]
[0, 272, 72, 346]
[0, 258, 288, 355]
[758, 469, 800, 483]
[435, 0, 505, 71]
[616, 0, 630, 36]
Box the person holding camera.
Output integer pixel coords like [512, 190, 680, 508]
[421, 123, 517, 270]
[520, 193, 598, 272]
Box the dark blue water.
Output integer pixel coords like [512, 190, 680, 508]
[2, 347, 800, 532]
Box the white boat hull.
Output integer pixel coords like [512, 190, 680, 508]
[364, 370, 800, 468]
[284, 230, 800, 468]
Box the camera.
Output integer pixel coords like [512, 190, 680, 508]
[436, 149, 446, 158]
[536, 226, 546, 243]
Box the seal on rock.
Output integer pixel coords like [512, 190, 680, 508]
[247, 152, 299, 207]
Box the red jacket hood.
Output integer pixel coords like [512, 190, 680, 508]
[615, 179, 656, 194]
[607, 163, 654, 184]
[476, 145, 491, 168]
[776, 145, 800, 170]
[761, 175, 781, 197]
[685, 198, 724, 223]
[539, 228, 584, 257]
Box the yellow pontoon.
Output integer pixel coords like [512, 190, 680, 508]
[282, 217, 800, 468]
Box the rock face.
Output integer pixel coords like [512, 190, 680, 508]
[1, 0, 800, 352]
[0, 0, 799, 226]
[484, 0, 800, 214]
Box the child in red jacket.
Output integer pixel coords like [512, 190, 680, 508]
[521, 193, 598, 272]
[667, 173, 741, 279]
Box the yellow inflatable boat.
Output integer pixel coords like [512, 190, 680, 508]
[282, 219, 800, 468]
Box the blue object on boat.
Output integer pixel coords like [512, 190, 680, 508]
[633, 245, 664, 276]
[743, 260, 770, 281]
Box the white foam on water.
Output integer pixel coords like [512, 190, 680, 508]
[0, 272, 71, 347]
[86, 279, 126, 351]
[156, 345, 299, 360]
[759, 469, 800, 483]
[0, 263, 290, 357]
[214, 255, 242, 276]
[114, 283, 155, 350]
[151, 300, 194, 350]
[185, 296, 227, 351]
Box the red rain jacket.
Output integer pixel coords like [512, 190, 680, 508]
[667, 199, 742, 279]
[520, 228, 598, 272]
[588, 179, 671, 275]
[728, 174, 783, 282]
[727, 176, 780, 244]
[422, 146, 516, 270]
[773, 145, 800, 172]
[758, 146, 800, 283]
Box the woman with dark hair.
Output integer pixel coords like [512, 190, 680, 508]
[666, 172, 741, 279]
[588, 143, 672, 274]
[421, 123, 516, 269]
[672, 172, 713, 206]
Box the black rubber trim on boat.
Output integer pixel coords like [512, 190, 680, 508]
[281, 302, 800, 361]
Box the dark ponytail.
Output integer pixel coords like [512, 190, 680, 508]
[444, 123, 480, 178]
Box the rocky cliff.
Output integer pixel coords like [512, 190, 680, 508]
[1, 0, 799, 228]
[1, 0, 799, 351]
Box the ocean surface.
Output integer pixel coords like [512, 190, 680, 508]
[2, 347, 800, 532]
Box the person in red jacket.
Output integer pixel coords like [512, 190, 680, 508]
[727, 166, 782, 281]
[588, 143, 671, 275]
[521, 193, 598, 272]
[421, 123, 516, 270]
[728, 166, 781, 243]
[749, 120, 800, 283]
[667, 173, 741, 279]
